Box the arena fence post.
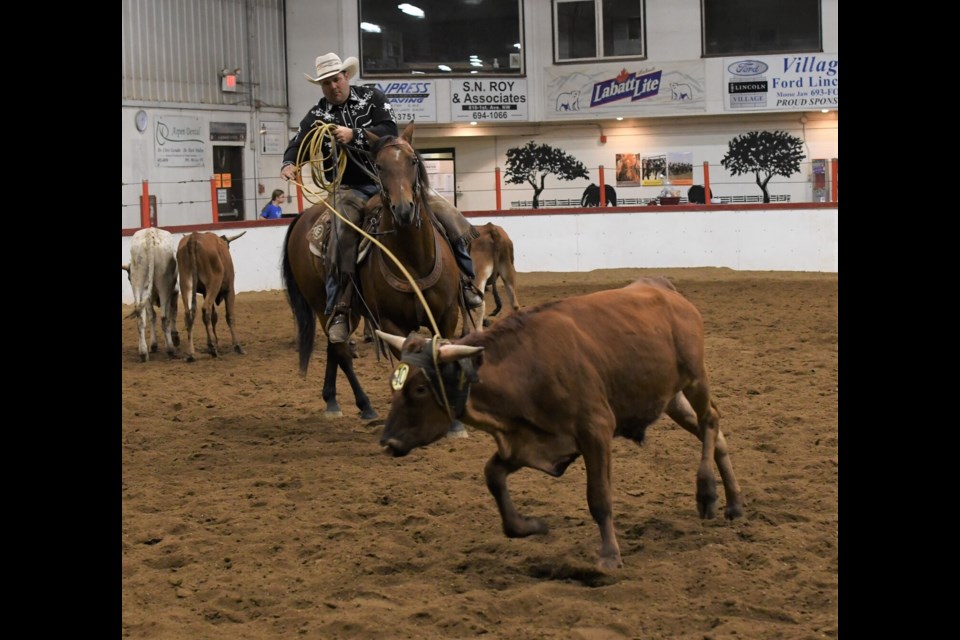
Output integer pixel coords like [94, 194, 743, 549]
[495, 166, 502, 211]
[140, 180, 151, 228]
[599, 165, 606, 206]
[703, 162, 712, 206]
[210, 177, 219, 224]
[831, 158, 839, 203]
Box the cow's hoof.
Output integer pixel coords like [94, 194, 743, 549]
[139, 353, 148, 363]
[724, 502, 744, 520]
[185, 355, 196, 363]
[360, 407, 378, 420]
[697, 474, 718, 519]
[505, 516, 548, 538]
[172, 333, 181, 347]
[697, 496, 718, 519]
[597, 555, 623, 571]
[150, 344, 159, 353]
[234, 345, 246, 355]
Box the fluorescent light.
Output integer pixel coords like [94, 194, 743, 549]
[821, 109, 830, 113]
[470, 121, 478, 126]
[398, 3, 424, 18]
[514, 43, 521, 49]
[616, 117, 624, 121]
[438, 64, 452, 71]
[360, 22, 381, 33]
[470, 61, 483, 67]
[411, 70, 425, 75]
[469, 70, 478, 74]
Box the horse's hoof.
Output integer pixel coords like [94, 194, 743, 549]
[172, 333, 181, 347]
[360, 408, 378, 420]
[234, 345, 246, 355]
[324, 410, 343, 419]
[139, 353, 148, 363]
[150, 345, 159, 353]
[446, 423, 469, 439]
[185, 355, 196, 363]
[724, 502, 744, 520]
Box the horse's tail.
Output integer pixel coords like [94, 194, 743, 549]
[281, 216, 316, 377]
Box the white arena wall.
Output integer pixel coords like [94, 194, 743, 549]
[121, 207, 838, 305]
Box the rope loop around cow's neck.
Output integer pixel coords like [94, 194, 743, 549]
[430, 335, 455, 420]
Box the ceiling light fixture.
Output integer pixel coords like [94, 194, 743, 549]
[398, 3, 425, 18]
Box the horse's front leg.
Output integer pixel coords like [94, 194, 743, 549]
[322, 341, 343, 418]
[334, 341, 377, 420]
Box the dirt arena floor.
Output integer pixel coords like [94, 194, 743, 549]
[121, 268, 838, 640]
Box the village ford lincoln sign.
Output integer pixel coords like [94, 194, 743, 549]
[723, 53, 838, 112]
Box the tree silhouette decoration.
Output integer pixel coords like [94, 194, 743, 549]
[720, 130, 805, 203]
[504, 141, 589, 209]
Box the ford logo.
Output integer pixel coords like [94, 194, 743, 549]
[728, 60, 768, 76]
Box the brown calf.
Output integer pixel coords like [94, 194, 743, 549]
[376, 277, 743, 570]
[469, 222, 520, 329]
[177, 231, 246, 362]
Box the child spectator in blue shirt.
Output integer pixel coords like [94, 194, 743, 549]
[260, 189, 285, 219]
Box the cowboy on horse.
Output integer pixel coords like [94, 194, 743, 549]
[280, 52, 482, 344]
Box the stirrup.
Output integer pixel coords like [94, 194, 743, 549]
[326, 311, 351, 344]
[462, 282, 483, 310]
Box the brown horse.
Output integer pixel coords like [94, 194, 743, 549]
[280, 122, 465, 423]
[359, 124, 463, 342]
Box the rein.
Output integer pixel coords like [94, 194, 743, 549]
[371, 138, 423, 230]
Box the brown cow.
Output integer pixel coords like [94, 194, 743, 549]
[177, 231, 246, 362]
[469, 222, 520, 330]
[376, 277, 743, 570]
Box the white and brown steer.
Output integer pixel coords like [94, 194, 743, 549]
[376, 277, 743, 570]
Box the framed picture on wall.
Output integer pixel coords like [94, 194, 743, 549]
[616, 153, 642, 186]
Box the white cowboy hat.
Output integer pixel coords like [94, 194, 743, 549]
[304, 53, 359, 84]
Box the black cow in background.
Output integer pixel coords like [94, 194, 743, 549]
[580, 183, 617, 207]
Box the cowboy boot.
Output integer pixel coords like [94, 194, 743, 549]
[326, 281, 354, 344]
[452, 239, 483, 309]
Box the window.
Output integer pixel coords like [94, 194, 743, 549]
[702, 0, 821, 56]
[359, 1, 523, 76]
[553, 0, 645, 63]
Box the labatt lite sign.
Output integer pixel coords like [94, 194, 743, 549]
[591, 69, 662, 106]
[544, 61, 705, 120]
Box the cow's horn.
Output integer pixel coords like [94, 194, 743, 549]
[224, 231, 247, 244]
[438, 344, 483, 363]
[375, 330, 406, 352]
[122, 264, 130, 272]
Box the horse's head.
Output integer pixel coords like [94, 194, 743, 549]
[367, 123, 429, 228]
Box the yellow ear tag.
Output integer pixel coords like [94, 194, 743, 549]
[391, 363, 410, 391]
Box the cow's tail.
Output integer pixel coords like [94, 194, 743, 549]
[128, 245, 156, 321]
[188, 233, 201, 318]
[281, 217, 316, 377]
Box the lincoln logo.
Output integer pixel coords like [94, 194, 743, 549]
[728, 60, 768, 76]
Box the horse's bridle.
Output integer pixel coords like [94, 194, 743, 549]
[372, 139, 422, 229]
